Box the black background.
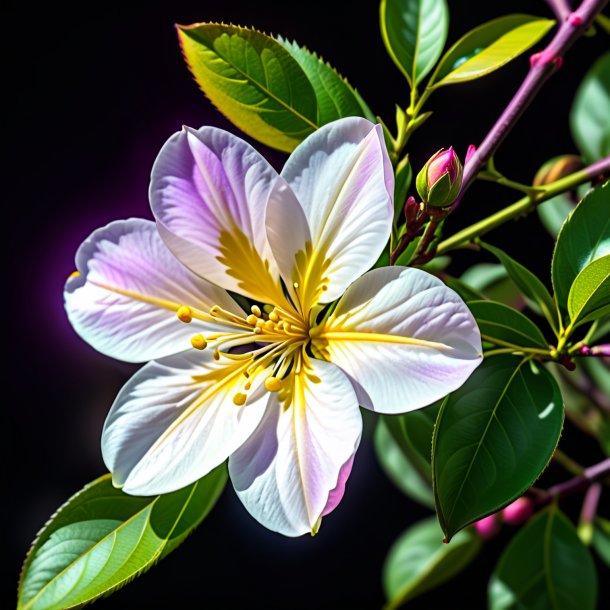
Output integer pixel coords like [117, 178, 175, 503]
[5, 1, 609, 608]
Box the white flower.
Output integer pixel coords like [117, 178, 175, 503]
[65, 118, 482, 536]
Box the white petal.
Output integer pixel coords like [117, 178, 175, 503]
[102, 350, 269, 495]
[229, 359, 362, 536]
[266, 117, 393, 309]
[150, 126, 287, 305]
[319, 266, 482, 414]
[64, 219, 241, 363]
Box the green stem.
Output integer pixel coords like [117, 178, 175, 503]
[436, 156, 610, 255]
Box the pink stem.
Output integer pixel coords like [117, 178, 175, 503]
[456, 0, 609, 206]
[538, 457, 610, 504]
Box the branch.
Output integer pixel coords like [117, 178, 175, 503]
[456, 0, 609, 206]
[537, 457, 610, 505]
[436, 155, 610, 254]
[545, 0, 573, 20]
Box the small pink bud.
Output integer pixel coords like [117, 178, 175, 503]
[416, 147, 463, 207]
[465, 144, 476, 166]
[502, 498, 534, 525]
[473, 514, 500, 539]
[591, 344, 610, 357]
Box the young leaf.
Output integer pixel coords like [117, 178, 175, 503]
[428, 15, 554, 88]
[18, 466, 227, 610]
[432, 356, 563, 541]
[482, 242, 559, 332]
[570, 52, 610, 163]
[383, 518, 481, 608]
[277, 38, 375, 123]
[375, 419, 434, 507]
[488, 507, 598, 610]
[467, 300, 549, 349]
[552, 182, 610, 315]
[568, 255, 610, 328]
[379, 0, 449, 85]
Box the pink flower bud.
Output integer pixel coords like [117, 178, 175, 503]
[502, 498, 534, 525]
[473, 514, 500, 539]
[416, 147, 463, 208]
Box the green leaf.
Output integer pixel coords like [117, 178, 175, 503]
[375, 419, 434, 507]
[570, 52, 610, 163]
[278, 38, 375, 122]
[380, 0, 449, 85]
[468, 300, 549, 349]
[592, 517, 610, 567]
[537, 183, 589, 238]
[488, 507, 598, 610]
[428, 15, 554, 88]
[383, 518, 481, 608]
[178, 24, 372, 152]
[18, 467, 227, 610]
[482, 242, 559, 333]
[568, 255, 610, 327]
[552, 182, 610, 315]
[432, 356, 563, 541]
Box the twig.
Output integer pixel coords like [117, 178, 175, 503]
[456, 0, 609, 206]
[436, 155, 610, 254]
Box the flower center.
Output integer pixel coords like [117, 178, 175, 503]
[176, 301, 310, 405]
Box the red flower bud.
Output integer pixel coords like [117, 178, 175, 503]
[416, 148, 463, 208]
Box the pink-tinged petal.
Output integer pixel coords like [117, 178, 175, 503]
[322, 454, 355, 517]
[64, 219, 241, 363]
[150, 126, 287, 306]
[266, 118, 393, 310]
[102, 350, 269, 495]
[318, 266, 482, 414]
[229, 359, 362, 537]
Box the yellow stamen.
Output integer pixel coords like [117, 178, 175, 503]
[319, 331, 453, 351]
[251, 305, 262, 317]
[246, 314, 258, 325]
[264, 376, 282, 392]
[233, 392, 247, 406]
[268, 311, 279, 321]
[177, 305, 193, 323]
[190, 334, 207, 350]
[68, 270, 80, 280]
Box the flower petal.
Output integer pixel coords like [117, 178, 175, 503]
[150, 126, 287, 305]
[229, 359, 362, 536]
[64, 219, 241, 363]
[266, 117, 393, 309]
[319, 266, 482, 414]
[102, 350, 269, 495]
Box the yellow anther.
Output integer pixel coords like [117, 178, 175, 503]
[233, 392, 247, 406]
[244, 381, 252, 390]
[293, 282, 299, 289]
[256, 319, 265, 328]
[246, 314, 258, 325]
[251, 305, 262, 317]
[254, 327, 262, 334]
[190, 334, 207, 350]
[264, 320, 275, 331]
[268, 311, 279, 321]
[68, 270, 81, 280]
[264, 376, 282, 392]
[213, 350, 220, 361]
[177, 306, 193, 323]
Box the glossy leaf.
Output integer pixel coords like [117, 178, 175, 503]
[383, 518, 481, 608]
[568, 255, 610, 327]
[489, 507, 598, 610]
[432, 356, 563, 541]
[570, 52, 610, 163]
[178, 24, 372, 152]
[375, 419, 434, 507]
[380, 0, 449, 85]
[278, 38, 375, 122]
[429, 15, 554, 88]
[468, 300, 549, 349]
[18, 467, 227, 610]
[552, 182, 610, 315]
[443, 275, 486, 302]
[482, 242, 559, 332]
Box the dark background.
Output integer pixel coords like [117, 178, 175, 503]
[5, 0, 609, 608]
